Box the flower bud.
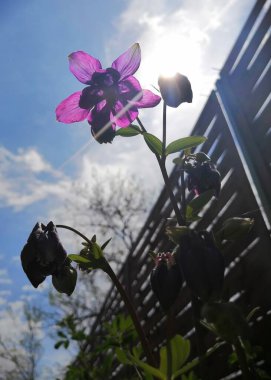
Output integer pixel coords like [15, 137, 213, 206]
[158, 73, 193, 108]
[150, 252, 183, 312]
[202, 302, 249, 343]
[21, 222, 67, 288]
[187, 161, 221, 198]
[176, 231, 224, 302]
[219, 217, 254, 242]
[52, 264, 77, 296]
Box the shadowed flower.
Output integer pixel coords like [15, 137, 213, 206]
[56, 43, 161, 143]
[150, 252, 183, 312]
[21, 222, 67, 288]
[158, 73, 193, 108]
[176, 230, 224, 302]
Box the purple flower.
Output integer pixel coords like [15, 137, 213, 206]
[56, 43, 161, 143]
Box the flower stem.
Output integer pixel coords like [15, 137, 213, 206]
[136, 116, 185, 226]
[234, 338, 253, 380]
[162, 101, 167, 159]
[105, 264, 156, 367]
[166, 309, 174, 380]
[56, 224, 93, 245]
[56, 224, 156, 367]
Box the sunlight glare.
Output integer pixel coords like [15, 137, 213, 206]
[140, 32, 203, 92]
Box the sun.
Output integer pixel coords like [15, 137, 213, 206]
[139, 32, 203, 90]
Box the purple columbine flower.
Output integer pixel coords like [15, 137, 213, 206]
[56, 43, 161, 143]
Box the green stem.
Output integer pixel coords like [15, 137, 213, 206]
[190, 294, 207, 380]
[56, 224, 156, 367]
[162, 101, 167, 159]
[106, 265, 156, 367]
[180, 159, 186, 224]
[136, 116, 184, 226]
[157, 158, 185, 226]
[166, 309, 173, 380]
[136, 117, 147, 133]
[234, 338, 253, 380]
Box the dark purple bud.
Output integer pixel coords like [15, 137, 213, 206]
[176, 231, 224, 302]
[187, 161, 221, 198]
[158, 73, 193, 108]
[21, 222, 67, 288]
[150, 252, 183, 312]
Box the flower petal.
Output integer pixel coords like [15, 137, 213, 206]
[111, 100, 138, 127]
[79, 86, 103, 109]
[111, 43, 141, 80]
[130, 89, 161, 108]
[56, 92, 89, 123]
[118, 76, 142, 101]
[69, 51, 102, 84]
[89, 101, 116, 144]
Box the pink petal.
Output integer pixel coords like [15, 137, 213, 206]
[131, 89, 161, 108]
[111, 43, 141, 80]
[69, 51, 102, 84]
[111, 100, 138, 127]
[56, 92, 89, 123]
[118, 76, 142, 100]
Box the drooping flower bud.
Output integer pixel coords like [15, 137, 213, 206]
[158, 73, 193, 108]
[176, 230, 224, 302]
[150, 252, 183, 312]
[21, 222, 67, 288]
[186, 161, 221, 198]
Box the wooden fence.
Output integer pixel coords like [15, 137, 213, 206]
[84, 1, 271, 378]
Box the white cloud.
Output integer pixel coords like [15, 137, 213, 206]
[0, 146, 71, 211]
[0, 269, 12, 285]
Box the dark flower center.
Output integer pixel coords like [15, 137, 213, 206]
[80, 68, 121, 109]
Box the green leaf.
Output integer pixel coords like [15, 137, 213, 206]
[68, 254, 91, 264]
[173, 157, 184, 166]
[116, 125, 141, 137]
[216, 217, 254, 243]
[186, 190, 214, 221]
[165, 226, 189, 244]
[159, 335, 190, 376]
[101, 238, 112, 250]
[54, 341, 64, 349]
[143, 132, 163, 156]
[165, 136, 207, 156]
[129, 354, 166, 380]
[92, 242, 103, 259]
[115, 348, 130, 364]
[171, 335, 190, 372]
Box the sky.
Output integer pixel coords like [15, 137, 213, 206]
[0, 0, 255, 377]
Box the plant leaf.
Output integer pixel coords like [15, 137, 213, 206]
[68, 254, 91, 264]
[186, 190, 214, 221]
[143, 133, 163, 156]
[116, 125, 141, 137]
[101, 238, 112, 250]
[129, 354, 166, 380]
[165, 136, 206, 156]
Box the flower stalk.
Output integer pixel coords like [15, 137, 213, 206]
[56, 224, 156, 368]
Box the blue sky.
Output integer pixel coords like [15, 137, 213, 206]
[0, 0, 255, 376]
